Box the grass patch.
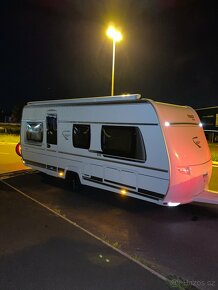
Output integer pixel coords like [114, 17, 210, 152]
[0, 134, 20, 143]
[101, 234, 121, 249]
[209, 144, 218, 162]
[0, 125, 20, 135]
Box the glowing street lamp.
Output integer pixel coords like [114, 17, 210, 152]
[106, 25, 122, 96]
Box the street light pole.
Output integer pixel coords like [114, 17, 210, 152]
[111, 38, 116, 96]
[106, 25, 122, 96]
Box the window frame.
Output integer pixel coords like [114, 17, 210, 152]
[26, 122, 44, 144]
[72, 124, 91, 149]
[46, 115, 57, 145]
[101, 125, 146, 162]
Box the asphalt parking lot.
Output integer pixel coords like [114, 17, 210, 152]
[0, 171, 218, 290]
[0, 142, 218, 290]
[0, 176, 171, 290]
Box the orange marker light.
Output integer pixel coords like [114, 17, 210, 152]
[120, 189, 127, 195]
[58, 171, 64, 177]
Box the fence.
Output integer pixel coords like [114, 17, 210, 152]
[0, 123, 21, 135]
[204, 130, 218, 144]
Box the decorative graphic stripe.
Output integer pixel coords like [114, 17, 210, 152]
[24, 160, 57, 172]
[24, 159, 46, 169]
[82, 176, 164, 200]
[138, 188, 164, 199]
[47, 165, 57, 171]
[90, 176, 103, 182]
[104, 179, 136, 189]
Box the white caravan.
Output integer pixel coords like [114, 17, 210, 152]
[19, 94, 212, 206]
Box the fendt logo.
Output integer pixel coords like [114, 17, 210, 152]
[192, 136, 201, 148]
[187, 114, 196, 121]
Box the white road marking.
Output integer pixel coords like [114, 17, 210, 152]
[1, 179, 168, 283]
[207, 189, 218, 194]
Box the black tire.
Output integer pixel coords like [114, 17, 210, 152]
[65, 171, 81, 192]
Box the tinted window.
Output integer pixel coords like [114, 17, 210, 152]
[101, 126, 146, 161]
[47, 115, 57, 145]
[26, 122, 43, 143]
[73, 124, 90, 149]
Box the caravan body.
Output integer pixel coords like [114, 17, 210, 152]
[20, 94, 212, 206]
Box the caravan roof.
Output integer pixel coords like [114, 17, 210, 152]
[27, 94, 142, 106]
[27, 94, 189, 108]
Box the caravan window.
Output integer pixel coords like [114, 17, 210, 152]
[73, 124, 90, 149]
[101, 126, 146, 161]
[26, 122, 43, 143]
[46, 115, 57, 145]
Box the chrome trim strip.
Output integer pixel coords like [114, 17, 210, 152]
[58, 121, 159, 126]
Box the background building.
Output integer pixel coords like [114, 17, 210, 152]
[196, 106, 218, 143]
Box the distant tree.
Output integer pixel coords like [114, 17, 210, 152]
[11, 103, 25, 123]
[0, 109, 4, 122]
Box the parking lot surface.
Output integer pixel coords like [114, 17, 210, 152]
[0, 178, 170, 290]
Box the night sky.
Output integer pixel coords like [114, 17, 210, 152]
[1, 0, 218, 113]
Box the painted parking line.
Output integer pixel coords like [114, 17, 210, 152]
[207, 189, 218, 194]
[1, 179, 168, 284]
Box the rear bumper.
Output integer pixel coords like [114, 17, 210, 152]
[163, 160, 212, 205]
[193, 190, 218, 205]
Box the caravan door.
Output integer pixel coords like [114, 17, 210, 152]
[46, 111, 58, 171]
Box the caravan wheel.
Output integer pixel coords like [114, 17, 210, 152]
[65, 171, 81, 192]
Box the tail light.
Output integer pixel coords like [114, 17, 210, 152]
[15, 143, 22, 157]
